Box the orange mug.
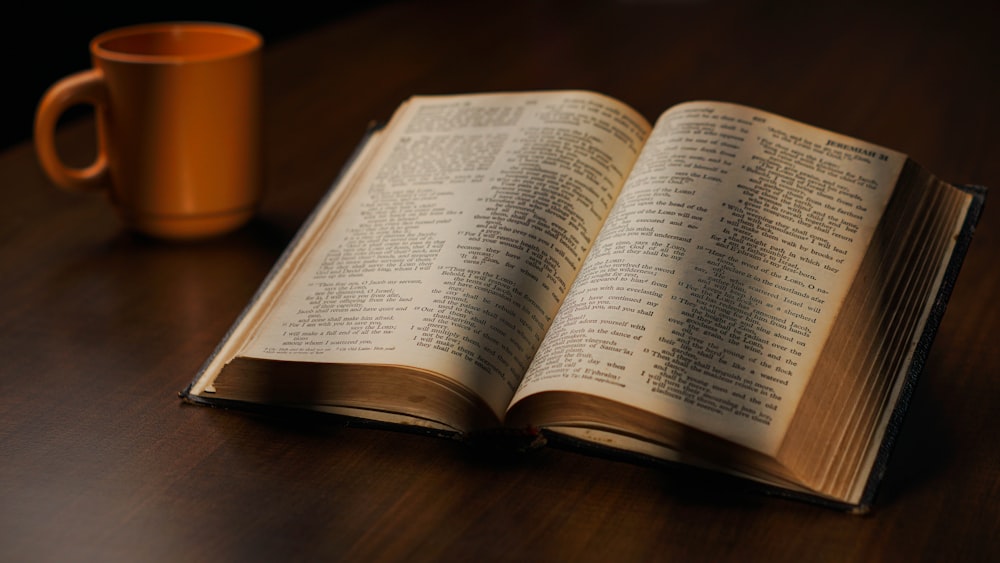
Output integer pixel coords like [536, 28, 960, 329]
[34, 22, 263, 239]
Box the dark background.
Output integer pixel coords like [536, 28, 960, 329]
[2, 2, 999, 560]
[2, 3, 391, 151]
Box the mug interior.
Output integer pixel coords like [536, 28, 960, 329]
[93, 23, 260, 62]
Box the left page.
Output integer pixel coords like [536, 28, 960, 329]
[193, 91, 651, 424]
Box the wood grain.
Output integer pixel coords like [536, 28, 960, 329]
[2, 1, 998, 560]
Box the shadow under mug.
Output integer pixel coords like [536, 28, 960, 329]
[34, 22, 263, 240]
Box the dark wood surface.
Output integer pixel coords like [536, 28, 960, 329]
[2, 1, 998, 560]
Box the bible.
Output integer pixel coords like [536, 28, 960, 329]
[181, 91, 985, 512]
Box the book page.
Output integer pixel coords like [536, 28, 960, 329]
[510, 101, 906, 454]
[236, 91, 651, 420]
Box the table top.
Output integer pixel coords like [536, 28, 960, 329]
[3, 1, 998, 561]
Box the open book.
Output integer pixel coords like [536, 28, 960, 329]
[182, 91, 984, 512]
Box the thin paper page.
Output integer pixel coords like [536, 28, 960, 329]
[511, 101, 906, 454]
[238, 91, 651, 419]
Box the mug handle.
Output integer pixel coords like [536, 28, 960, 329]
[34, 69, 110, 194]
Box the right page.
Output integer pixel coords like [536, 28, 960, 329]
[508, 101, 907, 457]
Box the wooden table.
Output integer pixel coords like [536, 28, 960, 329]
[3, 1, 998, 560]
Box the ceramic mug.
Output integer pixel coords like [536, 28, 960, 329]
[34, 22, 263, 239]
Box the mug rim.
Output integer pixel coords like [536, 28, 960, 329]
[91, 21, 262, 64]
